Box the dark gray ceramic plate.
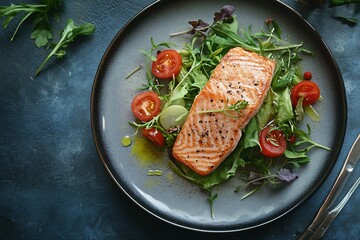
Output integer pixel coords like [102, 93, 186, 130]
[91, 0, 347, 232]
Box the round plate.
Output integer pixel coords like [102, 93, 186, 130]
[91, 0, 347, 232]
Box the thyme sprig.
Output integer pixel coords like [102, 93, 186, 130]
[197, 99, 248, 118]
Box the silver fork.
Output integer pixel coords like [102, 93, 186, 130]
[309, 176, 360, 239]
[298, 134, 360, 240]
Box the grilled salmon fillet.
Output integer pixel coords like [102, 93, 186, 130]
[172, 47, 275, 176]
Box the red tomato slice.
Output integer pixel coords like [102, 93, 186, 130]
[131, 91, 161, 122]
[259, 126, 287, 158]
[151, 50, 182, 79]
[142, 128, 165, 147]
[291, 81, 320, 106]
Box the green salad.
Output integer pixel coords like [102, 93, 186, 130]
[127, 5, 330, 217]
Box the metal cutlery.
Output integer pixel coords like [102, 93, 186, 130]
[298, 134, 360, 240]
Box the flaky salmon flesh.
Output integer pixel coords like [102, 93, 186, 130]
[172, 47, 276, 176]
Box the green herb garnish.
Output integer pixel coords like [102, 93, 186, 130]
[0, 0, 62, 45]
[131, 5, 330, 217]
[35, 19, 95, 76]
[197, 99, 248, 118]
[0, 0, 95, 76]
[330, 0, 360, 6]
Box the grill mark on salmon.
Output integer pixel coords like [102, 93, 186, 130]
[172, 47, 276, 176]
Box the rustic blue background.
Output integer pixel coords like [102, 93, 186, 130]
[0, 0, 359, 239]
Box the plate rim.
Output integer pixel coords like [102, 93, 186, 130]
[90, 0, 347, 232]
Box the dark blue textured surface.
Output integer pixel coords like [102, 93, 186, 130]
[0, 0, 359, 239]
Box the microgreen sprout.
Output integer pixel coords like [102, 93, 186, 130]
[170, 5, 234, 37]
[235, 169, 298, 199]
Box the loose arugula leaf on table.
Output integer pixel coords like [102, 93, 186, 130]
[330, 0, 360, 6]
[0, 0, 62, 45]
[298, 0, 359, 25]
[297, 0, 325, 6]
[35, 19, 95, 76]
[1, 0, 96, 77]
[333, 14, 358, 25]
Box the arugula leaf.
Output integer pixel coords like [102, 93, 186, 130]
[0, 0, 62, 44]
[1, 1, 96, 76]
[35, 19, 95, 76]
[330, 0, 360, 6]
[31, 25, 52, 47]
[265, 19, 282, 39]
[294, 126, 331, 151]
[271, 67, 296, 89]
[206, 188, 218, 219]
[139, 37, 176, 61]
[333, 14, 358, 25]
[284, 149, 308, 159]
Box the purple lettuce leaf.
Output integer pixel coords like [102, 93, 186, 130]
[214, 5, 235, 23]
[276, 168, 299, 183]
[188, 19, 210, 34]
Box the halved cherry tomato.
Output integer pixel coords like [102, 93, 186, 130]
[131, 91, 161, 122]
[142, 128, 165, 147]
[291, 81, 320, 106]
[151, 50, 182, 79]
[259, 126, 287, 158]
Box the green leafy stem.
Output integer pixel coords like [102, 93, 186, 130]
[35, 19, 95, 76]
[197, 99, 248, 118]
